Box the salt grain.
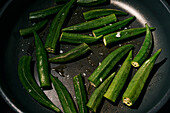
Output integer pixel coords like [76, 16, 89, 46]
[100, 78, 102, 82]
[89, 33, 92, 36]
[116, 32, 121, 38]
[60, 50, 64, 54]
[67, 75, 70, 78]
[99, 53, 103, 56]
[83, 73, 86, 77]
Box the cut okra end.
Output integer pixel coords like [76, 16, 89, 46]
[123, 97, 133, 106]
[131, 61, 140, 67]
[46, 47, 55, 53]
[103, 37, 107, 46]
[92, 31, 96, 37]
[90, 81, 96, 87]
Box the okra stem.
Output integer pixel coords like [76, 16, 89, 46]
[60, 32, 103, 44]
[123, 49, 162, 106]
[131, 24, 153, 67]
[33, 31, 50, 88]
[92, 16, 135, 37]
[83, 9, 128, 20]
[73, 74, 88, 113]
[86, 72, 115, 112]
[18, 56, 61, 112]
[88, 44, 134, 87]
[29, 5, 64, 20]
[50, 75, 78, 113]
[62, 14, 117, 31]
[19, 19, 48, 36]
[48, 43, 91, 63]
[45, 0, 76, 53]
[103, 27, 155, 47]
[104, 50, 132, 102]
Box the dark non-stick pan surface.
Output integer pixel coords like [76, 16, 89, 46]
[0, 0, 170, 113]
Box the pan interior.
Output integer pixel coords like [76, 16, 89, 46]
[0, 0, 170, 113]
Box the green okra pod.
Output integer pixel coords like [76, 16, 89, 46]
[29, 5, 64, 20]
[122, 49, 162, 106]
[73, 74, 88, 113]
[18, 56, 61, 112]
[50, 75, 78, 113]
[131, 24, 153, 67]
[88, 44, 134, 87]
[86, 72, 115, 112]
[45, 0, 76, 53]
[33, 31, 50, 88]
[62, 14, 117, 32]
[83, 9, 128, 20]
[60, 32, 103, 44]
[92, 16, 135, 37]
[19, 19, 48, 36]
[49, 43, 91, 63]
[103, 27, 155, 47]
[104, 50, 132, 102]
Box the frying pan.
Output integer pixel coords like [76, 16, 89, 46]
[0, 0, 170, 113]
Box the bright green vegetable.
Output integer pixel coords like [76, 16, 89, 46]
[73, 74, 88, 113]
[33, 31, 50, 88]
[62, 14, 117, 31]
[88, 44, 134, 87]
[104, 50, 132, 102]
[19, 19, 48, 36]
[18, 56, 61, 112]
[86, 72, 115, 112]
[123, 49, 162, 106]
[29, 5, 64, 20]
[83, 9, 128, 20]
[93, 16, 135, 37]
[103, 27, 155, 47]
[131, 24, 153, 67]
[50, 75, 78, 113]
[60, 32, 103, 44]
[45, 0, 76, 53]
[77, 0, 109, 6]
[49, 43, 91, 63]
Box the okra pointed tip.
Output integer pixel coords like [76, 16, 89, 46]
[129, 16, 136, 20]
[145, 23, 149, 27]
[150, 27, 156, 31]
[158, 48, 162, 52]
[153, 48, 162, 58]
